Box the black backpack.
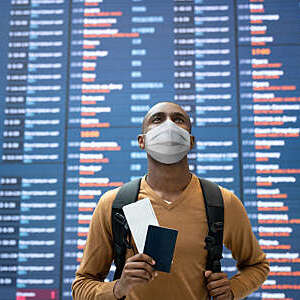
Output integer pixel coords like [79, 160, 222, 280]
[111, 177, 224, 281]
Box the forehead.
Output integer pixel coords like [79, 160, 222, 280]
[142, 102, 191, 133]
[145, 102, 188, 120]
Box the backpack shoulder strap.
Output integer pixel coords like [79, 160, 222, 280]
[112, 178, 142, 210]
[111, 178, 142, 280]
[199, 178, 224, 272]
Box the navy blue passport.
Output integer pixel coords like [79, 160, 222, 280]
[143, 225, 178, 273]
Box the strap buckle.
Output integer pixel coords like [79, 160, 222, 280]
[114, 213, 133, 250]
[211, 221, 223, 233]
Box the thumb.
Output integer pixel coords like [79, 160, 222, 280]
[204, 270, 212, 278]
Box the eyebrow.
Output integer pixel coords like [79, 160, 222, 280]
[171, 112, 188, 121]
[149, 112, 165, 121]
[144, 110, 191, 133]
[149, 111, 188, 121]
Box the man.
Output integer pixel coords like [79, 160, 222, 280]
[72, 102, 269, 300]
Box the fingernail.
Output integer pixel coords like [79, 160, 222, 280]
[152, 260, 156, 265]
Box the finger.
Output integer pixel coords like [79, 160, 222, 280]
[127, 253, 155, 265]
[125, 261, 155, 273]
[124, 261, 156, 279]
[123, 275, 149, 285]
[204, 270, 212, 278]
[127, 274, 158, 285]
[124, 268, 154, 281]
[208, 285, 230, 297]
[206, 272, 227, 283]
[207, 278, 229, 290]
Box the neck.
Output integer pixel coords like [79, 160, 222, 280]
[146, 156, 192, 193]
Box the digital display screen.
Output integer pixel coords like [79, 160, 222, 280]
[0, 0, 300, 299]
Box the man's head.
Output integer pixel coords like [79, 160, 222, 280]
[138, 102, 194, 165]
[142, 102, 192, 134]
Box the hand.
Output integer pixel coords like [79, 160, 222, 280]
[205, 270, 234, 300]
[113, 253, 157, 299]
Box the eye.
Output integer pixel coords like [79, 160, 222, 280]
[174, 117, 184, 124]
[152, 116, 162, 123]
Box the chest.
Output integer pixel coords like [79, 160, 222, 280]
[151, 199, 209, 267]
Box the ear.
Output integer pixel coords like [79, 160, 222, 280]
[190, 135, 195, 149]
[138, 134, 145, 150]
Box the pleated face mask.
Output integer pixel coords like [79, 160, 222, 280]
[144, 119, 191, 164]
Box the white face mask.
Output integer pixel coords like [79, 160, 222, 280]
[143, 119, 191, 164]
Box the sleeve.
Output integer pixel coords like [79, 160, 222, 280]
[222, 190, 270, 300]
[72, 189, 119, 300]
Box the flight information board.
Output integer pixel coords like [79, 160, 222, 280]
[0, 0, 299, 299]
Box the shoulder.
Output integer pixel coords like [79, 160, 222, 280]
[195, 176, 242, 209]
[196, 176, 245, 213]
[91, 187, 121, 236]
[96, 187, 120, 213]
[219, 186, 243, 210]
[95, 177, 143, 213]
[218, 186, 251, 229]
[93, 187, 121, 226]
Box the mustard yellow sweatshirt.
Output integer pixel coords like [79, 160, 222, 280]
[72, 174, 269, 300]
